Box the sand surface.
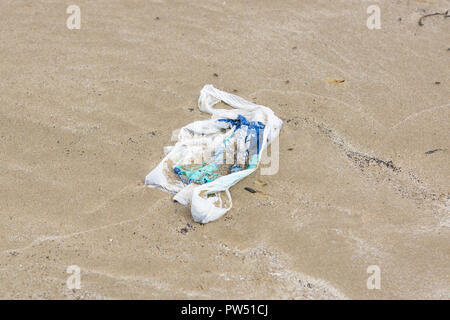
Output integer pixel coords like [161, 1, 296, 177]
[0, 0, 449, 299]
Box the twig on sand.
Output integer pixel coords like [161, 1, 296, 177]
[418, 10, 449, 26]
[425, 148, 442, 155]
[244, 187, 257, 194]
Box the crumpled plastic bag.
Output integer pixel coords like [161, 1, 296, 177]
[145, 85, 282, 223]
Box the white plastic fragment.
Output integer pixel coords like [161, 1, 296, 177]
[145, 85, 282, 223]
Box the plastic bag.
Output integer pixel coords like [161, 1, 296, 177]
[145, 85, 282, 223]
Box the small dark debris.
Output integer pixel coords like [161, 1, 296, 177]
[188, 108, 194, 112]
[213, 73, 219, 77]
[425, 148, 442, 155]
[398, 17, 402, 21]
[155, 17, 160, 20]
[434, 81, 441, 85]
[285, 80, 290, 84]
[180, 223, 195, 234]
[346, 151, 400, 172]
[232, 89, 238, 93]
[288, 148, 293, 151]
[244, 187, 257, 193]
[418, 10, 449, 26]
[292, 46, 297, 50]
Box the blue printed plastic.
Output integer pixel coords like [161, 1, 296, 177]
[173, 115, 265, 185]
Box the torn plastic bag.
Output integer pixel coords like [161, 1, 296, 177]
[145, 85, 282, 223]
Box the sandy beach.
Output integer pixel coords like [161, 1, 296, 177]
[0, 0, 449, 299]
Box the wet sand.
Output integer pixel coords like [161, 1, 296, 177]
[0, 0, 449, 299]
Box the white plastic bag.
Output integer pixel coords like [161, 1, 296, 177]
[145, 85, 282, 223]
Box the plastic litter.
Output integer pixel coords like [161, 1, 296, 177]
[145, 85, 282, 223]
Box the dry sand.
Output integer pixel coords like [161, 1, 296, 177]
[0, 0, 449, 299]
